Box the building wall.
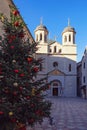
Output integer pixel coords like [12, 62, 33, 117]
[0, 0, 10, 35]
[77, 62, 82, 96]
[80, 49, 87, 98]
[82, 52, 87, 85]
[77, 47, 87, 98]
[0, 0, 34, 43]
[64, 75, 77, 97]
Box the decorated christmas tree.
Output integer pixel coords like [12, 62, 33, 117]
[0, 6, 51, 130]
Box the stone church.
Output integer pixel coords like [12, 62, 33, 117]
[0, 0, 77, 97]
[35, 22, 77, 97]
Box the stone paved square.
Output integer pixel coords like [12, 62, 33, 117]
[27, 97, 87, 130]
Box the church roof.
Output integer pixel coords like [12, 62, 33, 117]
[47, 39, 55, 45]
[62, 19, 76, 34]
[34, 24, 48, 33]
[62, 25, 76, 34]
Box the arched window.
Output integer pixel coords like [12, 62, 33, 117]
[83, 76, 85, 83]
[64, 36, 67, 42]
[54, 46, 56, 53]
[59, 49, 61, 53]
[69, 35, 71, 42]
[36, 34, 38, 41]
[69, 64, 71, 72]
[83, 62, 85, 69]
[40, 33, 42, 40]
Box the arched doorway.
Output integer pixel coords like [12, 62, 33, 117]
[51, 80, 62, 96]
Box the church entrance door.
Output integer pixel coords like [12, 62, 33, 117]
[53, 88, 58, 96]
[50, 80, 62, 96]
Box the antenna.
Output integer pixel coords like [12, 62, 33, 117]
[68, 18, 70, 26]
[40, 17, 43, 25]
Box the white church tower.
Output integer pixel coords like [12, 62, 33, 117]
[62, 20, 77, 61]
[34, 21, 48, 54]
[34, 20, 77, 97]
[62, 20, 76, 45]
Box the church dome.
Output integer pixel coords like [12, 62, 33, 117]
[62, 26, 76, 34]
[34, 24, 48, 33]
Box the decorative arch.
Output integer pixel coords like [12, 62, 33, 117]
[50, 80, 62, 86]
[50, 80, 63, 96]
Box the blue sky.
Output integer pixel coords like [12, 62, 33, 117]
[13, 0, 87, 62]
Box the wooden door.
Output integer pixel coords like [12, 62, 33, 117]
[53, 88, 58, 96]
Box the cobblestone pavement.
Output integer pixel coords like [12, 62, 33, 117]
[27, 97, 87, 130]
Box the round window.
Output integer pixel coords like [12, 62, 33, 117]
[53, 62, 58, 67]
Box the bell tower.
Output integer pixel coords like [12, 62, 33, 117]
[62, 20, 77, 61]
[34, 20, 48, 43]
[62, 20, 76, 45]
[34, 21, 49, 53]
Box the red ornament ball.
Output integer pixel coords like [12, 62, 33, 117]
[26, 96, 30, 100]
[10, 46, 14, 49]
[27, 57, 33, 62]
[13, 91, 17, 96]
[33, 67, 38, 72]
[19, 86, 23, 91]
[14, 69, 19, 73]
[31, 104, 34, 107]
[0, 111, 4, 115]
[14, 21, 19, 27]
[19, 73, 25, 77]
[13, 10, 19, 16]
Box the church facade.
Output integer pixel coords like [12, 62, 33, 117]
[35, 22, 77, 97]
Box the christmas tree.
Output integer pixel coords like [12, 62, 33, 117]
[0, 6, 51, 130]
